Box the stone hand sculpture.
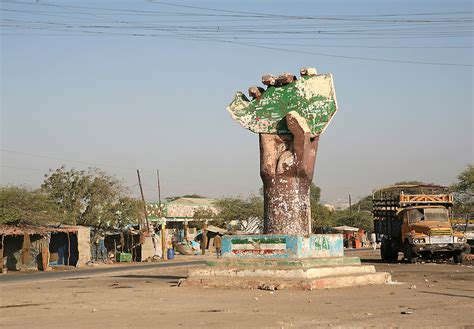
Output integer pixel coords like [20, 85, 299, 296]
[227, 67, 338, 236]
[260, 111, 319, 235]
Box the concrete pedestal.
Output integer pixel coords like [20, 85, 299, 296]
[221, 234, 343, 259]
[183, 234, 391, 290]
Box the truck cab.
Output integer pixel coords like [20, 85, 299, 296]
[400, 206, 468, 262]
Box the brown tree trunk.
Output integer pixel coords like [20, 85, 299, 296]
[259, 112, 320, 236]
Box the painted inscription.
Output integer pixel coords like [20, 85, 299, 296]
[231, 237, 287, 255]
[314, 236, 330, 251]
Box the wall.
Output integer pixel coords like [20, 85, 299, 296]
[76, 226, 91, 267]
[221, 234, 343, 259]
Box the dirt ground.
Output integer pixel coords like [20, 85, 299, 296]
[1, 249, 473, 329]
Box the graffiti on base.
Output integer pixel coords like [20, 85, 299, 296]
[314, 236, 330, 251]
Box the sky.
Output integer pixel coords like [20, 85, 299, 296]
[1, 0, 473, 204]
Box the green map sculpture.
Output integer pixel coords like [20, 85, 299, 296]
[227, 72, 338, 136]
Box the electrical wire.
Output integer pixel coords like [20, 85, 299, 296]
[1, 1, 472, 67]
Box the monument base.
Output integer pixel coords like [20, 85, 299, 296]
[182, 234, 391, 290]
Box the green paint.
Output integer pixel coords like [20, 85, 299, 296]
[314, 236, 330, 251]
[227, 74, 338, 136]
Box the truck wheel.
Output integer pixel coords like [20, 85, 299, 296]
[381, 238, 397, 262]
[381, 239, 390, 261]
[389, 247, 399, 263]
[453, 252, 463, 264]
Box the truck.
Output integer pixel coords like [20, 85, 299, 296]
[372, 184, 470, 263]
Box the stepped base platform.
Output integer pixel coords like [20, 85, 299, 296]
[183, 271, 391, 290]
[182, 256, 391, 290]
[181, 234, 391, 290]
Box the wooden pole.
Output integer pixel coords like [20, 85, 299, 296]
[137, 169, 150, 231]
[349, 194, 352, 216]
[67, 233, 71, 266]
[0, 235, 4, 272]
[156, 169, 162, 210]
[184, 220, 188, 242]
[201, 221, 208, 255]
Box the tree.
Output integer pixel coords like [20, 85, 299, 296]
[41, 166, 88, 225]
[192, 207, 219, 229]
[99, 197, 144, 229]
[214, 196, 264, 228]
[337, 211, 373, 231]
[309, 183, 336, 229]
[0, 186, 62, 225]
[310, 183, 321, 204]
[42, 166, 136, 227]
[311, 203, 334, 229]
[450, 164, 474, 216]
[352, 195, 372, 212]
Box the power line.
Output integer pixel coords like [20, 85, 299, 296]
[4, 0, 473, 22]
[1, 149, 137, 171]
[148, 1, 474, 22]
[2, 24, 470, 66]
[1, 1, 472, 66]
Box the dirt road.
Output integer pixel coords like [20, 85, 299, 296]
[1, 250, 473, 328]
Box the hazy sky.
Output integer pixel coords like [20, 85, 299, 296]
[1, 0, 473, 203]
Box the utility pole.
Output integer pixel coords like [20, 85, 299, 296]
[201, 221, 208, 255]
[349, 194, 352, 216]
[137, 169, 150, 231]
[156, 169, 162, 215]
[155, 169, 167, 260]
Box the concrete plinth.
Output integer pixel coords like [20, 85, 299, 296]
[221, 234, 343, 259]
[182, 234, 391, 290]
[184, 272, 391, 290]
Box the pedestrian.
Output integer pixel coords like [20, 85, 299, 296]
[370, 232, 377, 250]
[214, 233, 222, 258]
[360, 229, 367, 248]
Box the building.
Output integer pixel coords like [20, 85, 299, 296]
[0, 224, 91, 272]
[146, 197, 219, 224]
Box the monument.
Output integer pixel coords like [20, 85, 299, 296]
[183, 68, 390, 290]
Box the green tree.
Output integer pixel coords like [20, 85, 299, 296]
[99, 197, 144, 229]
[309, 183, 336, 229]
[41, 166, 88, 224]
[214, 196, 264, 228]
[0, 186, 62, 225]
[450, 164, 474, 216]
[352, 195, 372, 212]
[332, 210, 373, 232]
[312, 203, 334, 229]
[42, 166, 136, 227]
[310, 183, 321, 204]
[192, 207, 219, 229]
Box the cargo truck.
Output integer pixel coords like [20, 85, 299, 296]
[373, 184, 470, 263]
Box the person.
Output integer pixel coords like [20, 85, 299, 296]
[214, 233, 222, 258]
[361, 230, 367, 248]
[370, 232, 377, 250]
[98, 231, 107, 262]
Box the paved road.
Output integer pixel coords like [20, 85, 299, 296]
[0, 260, 206, 284]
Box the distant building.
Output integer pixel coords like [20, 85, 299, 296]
[323, 204, 336, 212]
[323, 203, 350, 211]
[146, 197, 219, 223]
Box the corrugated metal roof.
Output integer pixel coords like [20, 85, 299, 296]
[167, 198, 216, 206]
